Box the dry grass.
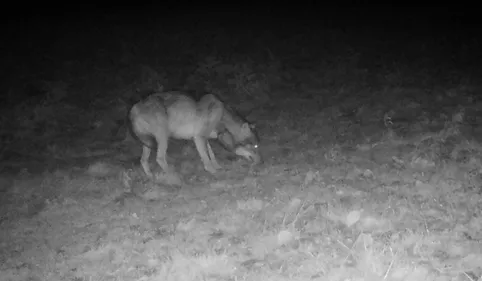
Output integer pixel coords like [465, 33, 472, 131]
[2, 19, 482, 281]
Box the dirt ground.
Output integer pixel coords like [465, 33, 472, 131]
[3, 87, 482, 281]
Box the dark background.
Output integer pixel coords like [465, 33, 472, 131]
[1, 4, 481, 173]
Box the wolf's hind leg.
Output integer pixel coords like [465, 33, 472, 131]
[154, 134, 171, 174]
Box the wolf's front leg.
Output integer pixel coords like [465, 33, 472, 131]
[193, 136, 218, 174]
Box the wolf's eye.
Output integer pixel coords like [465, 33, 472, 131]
[253, 144, 259, 149]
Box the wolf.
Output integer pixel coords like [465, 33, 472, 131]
[128, 91, 261, 178]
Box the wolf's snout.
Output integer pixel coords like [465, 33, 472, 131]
[235, 146, 262, 165]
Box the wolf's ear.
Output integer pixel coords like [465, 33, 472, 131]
[241, 122, 255, 130]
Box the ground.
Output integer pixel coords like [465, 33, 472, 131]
[1, 11, 482, 281]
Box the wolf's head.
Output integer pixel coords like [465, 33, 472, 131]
[217, 121, 262, 165]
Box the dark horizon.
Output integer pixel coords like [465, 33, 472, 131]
[2, 5, 481, 107]
[4, 5, 480, 32]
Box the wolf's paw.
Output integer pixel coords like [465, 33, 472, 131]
[212, 161, 222, 170]
[204, 164, 219, 174]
